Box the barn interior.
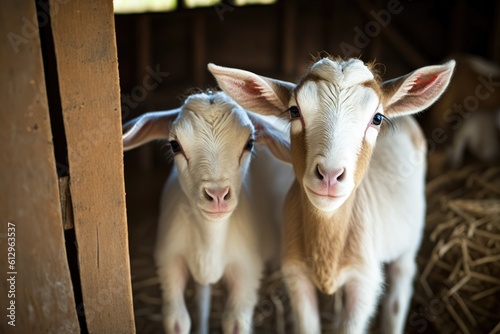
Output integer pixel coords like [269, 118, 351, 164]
[116, 1, 500, 333]
[2, 0, 499, 333]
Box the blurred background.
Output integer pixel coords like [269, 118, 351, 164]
[117, 1, 500, 333]
[118, 0, 500, 173]
[116, 0, 500, 113]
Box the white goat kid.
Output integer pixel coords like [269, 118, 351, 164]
[122, 91, 293, 334]
[209, 58, 455, 334]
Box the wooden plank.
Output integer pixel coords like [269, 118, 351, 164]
[50, 0, 136, 332]
[0, 1, 80, 333]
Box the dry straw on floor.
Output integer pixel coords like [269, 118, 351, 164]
[413, 165, 500, 334]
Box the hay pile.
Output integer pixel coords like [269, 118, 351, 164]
[413, 165, 500, 334]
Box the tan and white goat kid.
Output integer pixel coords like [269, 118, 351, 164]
[122, 91, 293, 334]
[209, 58, 455, 334]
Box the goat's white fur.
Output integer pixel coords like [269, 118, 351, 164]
[209, 58, 455, 334]
[122, 92, 293, 334]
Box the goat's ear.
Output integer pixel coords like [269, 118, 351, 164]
[382, 60, 455, 117]
[122, 109, 181, 151]
[247, 112, 292, 163]
[208, 63, 295, 117]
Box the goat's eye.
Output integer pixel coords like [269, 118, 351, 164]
[371, 113, 383, 126]
[289, 106, 301, 119]
[245, 139, 255, 151]
[170, 140, 182, 154]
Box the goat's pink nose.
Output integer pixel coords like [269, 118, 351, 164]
[316, 165, 346, 184]
[204, 187, 230, 203]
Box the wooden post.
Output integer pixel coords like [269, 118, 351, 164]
[50, 0, 135, 332]
[0, 0, 80, 332]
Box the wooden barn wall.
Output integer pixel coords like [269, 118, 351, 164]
[0, 0, 80, 332]
[50, 0, 136, 332]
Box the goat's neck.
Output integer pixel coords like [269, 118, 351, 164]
[301, 186, 363, 293]
[192, 212, 230, 252]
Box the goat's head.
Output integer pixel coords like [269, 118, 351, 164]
[122, 91, 291, 221]
[209, 57, 455, 212]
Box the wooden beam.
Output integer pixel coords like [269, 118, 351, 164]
[0, 0, 80, 332]
[50, 0, 135, 332]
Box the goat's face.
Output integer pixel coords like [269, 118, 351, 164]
[209, 56, 455, 212]
[289, 58, 382, 211]
[122, 90, 291, 222]
[169, 93, 255, 221]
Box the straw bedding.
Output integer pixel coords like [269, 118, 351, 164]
[412, 165, 500, 334]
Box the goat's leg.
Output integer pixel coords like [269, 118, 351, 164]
[382, 251, 417, 334]
[196, 283, 211, 334]
[341, 265, 383, 334]
[158, 256, 191, 334]
[222, 264, 260, 334]
[282, 262, 320, 334]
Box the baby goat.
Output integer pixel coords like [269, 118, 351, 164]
[122, 91, 293, 334]
[209, 58, 454, 334]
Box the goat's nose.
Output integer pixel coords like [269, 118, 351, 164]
[315, 165, 346, 184]
[204, 187, 230, 203]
